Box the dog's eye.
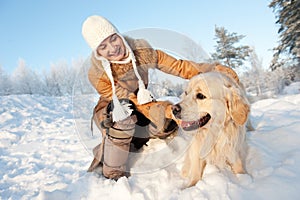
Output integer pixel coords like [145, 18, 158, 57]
[196, 93, 206, 99]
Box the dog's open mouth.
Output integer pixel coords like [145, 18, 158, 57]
[180, 113, 211, 131]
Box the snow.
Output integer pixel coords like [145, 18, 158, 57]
[1, 83, 300, 200]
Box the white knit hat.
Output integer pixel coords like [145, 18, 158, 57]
[82, 15, 118, 51]
[82, 15, 153, 122]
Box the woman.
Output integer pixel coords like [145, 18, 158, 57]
[81, 15, 239, 180]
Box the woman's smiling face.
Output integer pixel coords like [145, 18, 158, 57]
[96, 34, 126, 61]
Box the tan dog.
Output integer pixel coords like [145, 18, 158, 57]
[172, 71, 250, 187]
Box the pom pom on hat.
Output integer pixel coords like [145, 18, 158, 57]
[82, 15, 118, 50]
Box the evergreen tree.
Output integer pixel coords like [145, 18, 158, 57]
[269, 0, 300, 70]
[211, 26, 251, 69]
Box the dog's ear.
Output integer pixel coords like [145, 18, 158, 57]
[226, 84, 250, 126]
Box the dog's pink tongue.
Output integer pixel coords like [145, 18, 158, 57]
[181, 121, 193, 128]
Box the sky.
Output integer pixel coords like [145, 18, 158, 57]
[0, 0, 279, 73]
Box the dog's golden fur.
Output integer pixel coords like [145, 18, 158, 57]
[173, 71, 250, 187]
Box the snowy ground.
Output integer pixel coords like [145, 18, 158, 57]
[1, 82, 300, 200]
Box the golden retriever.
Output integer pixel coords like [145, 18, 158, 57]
[172, 71, 250, 187]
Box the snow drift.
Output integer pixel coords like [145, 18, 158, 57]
[0, 82, 300, 199]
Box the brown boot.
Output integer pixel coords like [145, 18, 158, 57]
[87, 142, 105, 172]
[102, 128, 134, 180]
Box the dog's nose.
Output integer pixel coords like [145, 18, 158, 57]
[172, 104, 181, 119]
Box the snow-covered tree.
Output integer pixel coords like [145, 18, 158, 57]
[61, 61, 77, 95]
[269, 0, 300, 70]
[211, 26, 251, 69]
[43, 60, 78, 96]
[0, 66, 13, 95]
[72, 56, 95, 95]
[43, 65, 63, 96]
[148, 69, 185, 98]
[248, 47, 265, 96]
[11, 58, 43, 95]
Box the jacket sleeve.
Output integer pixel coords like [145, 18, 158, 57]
[155, 50, 215, 79]
[155, 50, 240, 83]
